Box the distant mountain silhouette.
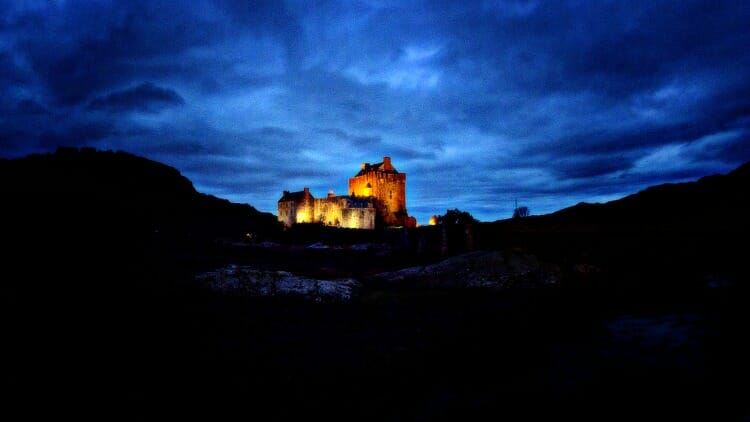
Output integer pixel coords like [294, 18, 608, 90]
[502, 160, 750, 230]
[485, 160, 750, 288]
[1, 146, 281, 265]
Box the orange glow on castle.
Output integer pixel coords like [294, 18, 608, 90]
[278, 156, 415, 229]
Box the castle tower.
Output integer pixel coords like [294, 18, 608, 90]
[277, 186, 314, 226]
[348, 156, 408, 227]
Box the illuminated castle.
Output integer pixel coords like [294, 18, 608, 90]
[278, 156, 415, 229]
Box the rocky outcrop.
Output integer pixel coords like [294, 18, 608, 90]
[195, 265, 362, 302]
[367, 249, 560, 289]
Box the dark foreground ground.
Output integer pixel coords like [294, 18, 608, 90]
[6, 254, 749, 421]
[4, 148, 749, 419]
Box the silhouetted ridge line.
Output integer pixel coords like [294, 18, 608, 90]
[1, 146, 281, 255]
[512, 160, 750, 229]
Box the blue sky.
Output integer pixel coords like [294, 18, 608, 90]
[1, 0, 749, 224]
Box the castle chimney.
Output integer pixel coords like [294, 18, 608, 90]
[383, 156, 393, 171]
[328, 190, 335, 198]
[361, 163, 367, 170]
[304, 187, 310, 195]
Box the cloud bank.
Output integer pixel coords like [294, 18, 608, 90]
[1, 0, 749, 223]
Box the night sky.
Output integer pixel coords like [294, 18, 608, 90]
[2, 1, 749, 224]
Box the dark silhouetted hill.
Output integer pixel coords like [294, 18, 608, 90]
[1, 146, 281, 269]
[535, 160, 750, 228]
[480, 161, 750, 290]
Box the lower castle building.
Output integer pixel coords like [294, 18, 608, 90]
[278, 156, 415, 229]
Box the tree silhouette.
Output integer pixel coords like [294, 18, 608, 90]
[512, 206, 530, 219]
[438, 208, 477, 225]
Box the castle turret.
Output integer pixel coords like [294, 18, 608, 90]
[277, 187, 315, 226]
[348, 156, 408, 227]
[382, 156, 393, 171]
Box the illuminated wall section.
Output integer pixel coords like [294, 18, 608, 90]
[278, 200, 297, 227]
[314, 196, 347, 226]
[341, 207, 376, 229]
[313, 196, 376, 229]
[296, 187, 315, 224]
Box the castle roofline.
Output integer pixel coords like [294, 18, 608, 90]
[355, 156, 399, 176]
[278, 187, 312, 202]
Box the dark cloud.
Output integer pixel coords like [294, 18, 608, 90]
[15, 99, 51, 116]
[0, 51, 29, 88]
[87, 83, 185, 113]
[252, 126, 297, 141]
[9, 0, 299, 106]
[1, 0, 749, 223]
[688, 130, 750, 165]
[552, 155, 636, 180]
[14, 4, 199, 105]
[317, 128, 381, 145]
[38, 121, 115, 149]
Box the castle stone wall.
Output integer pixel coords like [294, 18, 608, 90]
[349, 171, 407, 226]
[342, 207, 376, 229]
[278, 201, 297, 227]
[314, 197, 346, 226]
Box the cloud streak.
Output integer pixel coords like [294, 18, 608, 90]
[87, 83, 185, 113]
